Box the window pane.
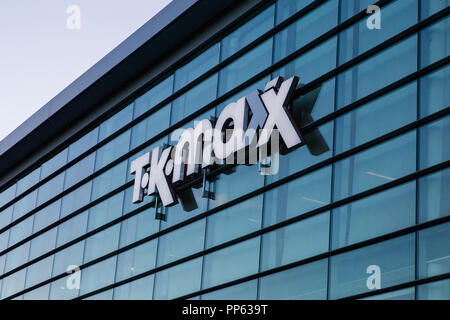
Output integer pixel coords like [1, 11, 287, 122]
[202, 237, 260, 289]
[25, 256, 54, 289]
[418, 168, 450, 223]
[83, 224, 120, 263]
[417, 278, 450, 300]
[17, 167, 41, 195]
[40, 148, 68, 180]
[171, 74, 218, 125]
[116, 239, 157, 282]
[60, 182, 92, 218]
[113, 274, 154, 300]
[219, 39, 273, 96]
[29, 227, 57, 260]
[360, 287, 415, 300]
[206, 195, 262, 248]
[12, 190, 37, 220]
[91, 161, 127, 201]
[201, 279, 257, 300]
[420, 17, 450, 68]
[87, 192, 124, 231]
[274, 36, 337, 84]
[23, 284, 51, 300]
[0, 269, 27, 299]
[153, 257, 203, 299]
[332, 182, 416, 249]
[175, 43, 220, 91]
[261, 212, 330, 271]
[130, 105, 171, 150]
[274, 0, 338, 62]
[36, 172, 65, 206]
[259, 259, 328, 300]
[134, 75, 174, 119]
[0, 205, 13, 229]
[333, 131, 416, 202]
[8, 215, 33, 246]
[418, 222, 450, 279]
[99, 103, 134, 141]
[156, 220, 205, 266]
[64, 153, 96, 190]
[68, 127, 99, 162]
[0, 184, 16, 208]
[337, 35, 417, 109]
[221, 5, 274, 60]
[335, 82, 417, 154]
[119, 207, 160, 248]
[4, 242, 30, 273]
[419, 115, 450, 169]
[338, 0, 417, 65]
[419, 66, 450, 118]
[276, 0, 314, 25]
[209, 164, 265, 209]
[339, 0, 374, 22]
[95, 129, 131, 170]
[80, 257, 117, 296]
[263, 166, 331, 227]
[329, 234, 415, 299]
[56, 210, 88, 246]
[420, 0, 449, 19]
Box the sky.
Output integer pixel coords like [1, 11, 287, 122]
[0, 0, 172, 142]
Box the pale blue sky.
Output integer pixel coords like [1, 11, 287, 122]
[0, 0, 172, 141]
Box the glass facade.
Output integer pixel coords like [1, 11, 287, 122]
[0, 0, 448, 300]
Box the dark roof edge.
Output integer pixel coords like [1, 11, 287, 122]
[0, 0, 197, 157]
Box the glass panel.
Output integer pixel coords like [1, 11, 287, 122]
[156, 220, 205, 266]
[0, 205, 13, 229]
[84, 289, 113, 300]
[276, 0, 314, 24]
[25, 256, 54, 289]
[91, 161, 127, 201]
[206, 195, 262, 248]
[29, 227, 57, 260]
[175, 43, 220, 91]
[420, 17, 450, 68]
[202, 237, 260, 289]
[153, 257, 203, 299]
[56, 210, 88, 246]
[274, 0, 338, 62]
[64, 153, 96, 190]
[23, 284, 51, 300]
[209, 164, 265, 209]
[221, 5, 274, 60]
[12, 190, 37, 220]
[99, 103, 134, 141]
[134, 75, 174, 119]
[337, 35, 417, 109]
[115, 239, 157, 282]
[40, 148, 68, 180]
[113, 274, 154, 300]
[219, 39, 273, 96]
[332, 182, 416, 249]
[4, 242, 30, 273]
[339, 0, 418, 65]
[79, 257, 117, 296]
[420, 0, 450, 19]
[419, 66, 450, 118]
[8, 215, 33, 246]
[261, 212, 330, 271]
[0, 269, 27, 299]
[17, 167, 41, 196]
[130, 105, 171, 150]
[263, 166, 332, 227]
[418, 168, 450, 223]
[419, 115, 450, 169]
[0, 184, 16, 208]
[36, 172, 65, 206]
[87, 192, 124, 231]
[329, 234, 415, 299]
[201, 279, 258, 300]
[335, 82, 417, 154]
[418, 222, 450, 279]
[259, 259, 328, 300]
[333, 131, 416, 202]
[68, 127, 99, 162]
[417, 278, 450, 300]
[119, 207, 160, 248]
[95, 129, 131, 170]
[171, 74, 218, 125]
[60, 182, 92, 218]
[339, 0, 374, 22]
[274, 36, 337, 85]
[83, 224, 120, 263]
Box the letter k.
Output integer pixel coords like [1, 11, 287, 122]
[148, 146, 178, 207]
